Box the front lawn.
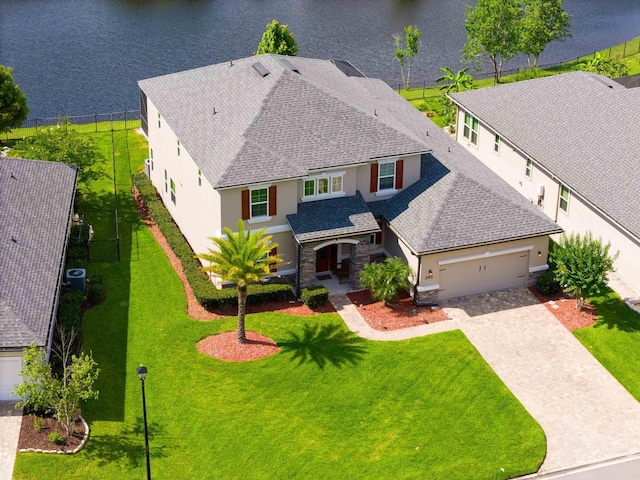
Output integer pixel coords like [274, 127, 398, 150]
[13, 129, 545, 479]
[574, 291, 640, 401]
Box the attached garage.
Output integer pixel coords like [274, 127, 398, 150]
[438, 248, 530, 301]
[0, 355, 23, 401]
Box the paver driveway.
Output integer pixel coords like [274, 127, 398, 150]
[442, 289, 640, 474]
[0, 401, 22, 480]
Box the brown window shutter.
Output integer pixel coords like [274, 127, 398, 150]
[370, 163, 378, 193]
[269, 185, 277, 216]
[375, 231, 382, 244]
[395, 159, 404, 189]
[241, 190, 250, 220]
[269, 246, 277, 273]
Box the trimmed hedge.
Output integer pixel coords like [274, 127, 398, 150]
[56, 290, 85, 331]
[536, 270, 562, 296]
[132, 174, 291, 310]
[301, 285, 329, 309]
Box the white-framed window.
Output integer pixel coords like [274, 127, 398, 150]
[198, 169, 202, 187]
[302, 172, 344, 200]
[559, 185, 570, 213]
[177, 139, 181, 156]
[463, 112, 478, 146]
[378, 161, 395, 191]
[170, 178, 176, 204]
[250, 187, 268, 218]
[525, 159, 532, 179]
[494, 134, 500, 154]
[164, 169, 168, 192]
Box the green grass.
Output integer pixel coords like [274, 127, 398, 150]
[12, 129, 545, 479]
[574, 290, 640, 401]
[3, 119, 141, 141]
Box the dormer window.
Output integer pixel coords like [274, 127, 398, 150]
[302, 172, 345, 200]
[370, 159, 403, 196]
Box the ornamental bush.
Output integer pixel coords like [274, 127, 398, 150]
[301, 286, 329, 309]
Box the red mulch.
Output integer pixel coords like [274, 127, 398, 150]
[528, 286, 597, 331]
[17, 414, 85, 452]
[347, 290, 449, 331]
[197, 331, 280, 362]
[132, 186, 336, 362]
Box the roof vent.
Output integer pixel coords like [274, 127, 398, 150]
[253, 62, 270, 77]
[279, 58, 299, 73]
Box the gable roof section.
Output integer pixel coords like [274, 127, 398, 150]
[0, 158, 77, 349]
[450, 71, 640, 240]
[138, 55, 430, 189]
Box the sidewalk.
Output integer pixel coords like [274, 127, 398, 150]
[0, 401, 23, 480]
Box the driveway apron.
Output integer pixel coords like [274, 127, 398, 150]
[0, 401, 22, 480]
[442, 289, 640, 474]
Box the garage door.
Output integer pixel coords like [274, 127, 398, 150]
[439, 251, 529, 300]
[0, 356, 23, 400]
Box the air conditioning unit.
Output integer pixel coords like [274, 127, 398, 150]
[536, 184, 545, 197]
[144, 158, 152, 178]
[66, 268, 87, 293]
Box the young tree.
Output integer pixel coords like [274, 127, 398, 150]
[14, 343, 100, 435]
[0, 65, 29, 133]
[394, 25, 423, 90]
[256, 20, 298, 56]
[196, 219, 282, 344]
[10, 123, 106, 189]
[520, 0, 572, 67]
[551, 231, 619, 309]
[463, 0, 523, 84]
[436, 67, 474, 94]
[359, 257, 412, 306]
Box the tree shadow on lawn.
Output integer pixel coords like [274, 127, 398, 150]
[278, 322, 367, 369]
[590, 290, 640, 332]
[85, 416, 168, 469]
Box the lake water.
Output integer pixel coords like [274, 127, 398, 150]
[1, 0, 638, 119]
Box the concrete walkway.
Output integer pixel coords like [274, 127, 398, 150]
[331, 288, 640, 475]
[0, 401, 22, 480]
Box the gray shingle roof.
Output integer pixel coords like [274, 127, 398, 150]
[0, 158, 77, 349]
[450, 71, 640, 240]
[287, 193, 380, 243]
[138, 55, 431, 189]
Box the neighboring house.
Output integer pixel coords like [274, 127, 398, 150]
[0, 157, 78, 401]
[450, 71, 640, 294]
[138, 54, 560, 304]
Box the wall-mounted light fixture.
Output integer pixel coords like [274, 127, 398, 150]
[538, 251, 542, 257]
[427, 269, 433, 279]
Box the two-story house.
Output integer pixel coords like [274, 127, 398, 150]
[138, 54, 560, 303]
[0, 157, 78, 400]
[450, 71, 640, 295]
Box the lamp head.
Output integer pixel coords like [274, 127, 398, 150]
[137, 364, 148, 381]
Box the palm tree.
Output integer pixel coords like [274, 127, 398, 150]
[196, 219, 282, 344]
[359, 257, 412, 306]
[435, 67, 474, 94]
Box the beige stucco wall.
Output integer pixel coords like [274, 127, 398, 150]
[455, 106, 640, 291]
[417, 236, 550, 289]
[357, 154, 422, 203]
[146, 98, 222, 257]
[382, 226, 420, 278]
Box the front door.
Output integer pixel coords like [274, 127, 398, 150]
[316, 244, 337, 273]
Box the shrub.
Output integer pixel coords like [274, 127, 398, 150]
[33, 416, 44, 431]
[132, 174, 292, 311]
[301, 286, 329, 309]
[48, 430, 65, 445]
[56, 290, 84, 331]
[536, 270, 561, 296]
[87, 274, 105, 304]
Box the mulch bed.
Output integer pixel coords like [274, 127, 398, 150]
[347, 289, 449, 331]
[528, 286, 597, 331]
[197, 331, 280, 362]
[18, 414, 85, 452]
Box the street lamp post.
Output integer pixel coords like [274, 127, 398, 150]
[137, 364, 151, 480]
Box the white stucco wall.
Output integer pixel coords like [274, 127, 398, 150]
[455, 107, 640, 291]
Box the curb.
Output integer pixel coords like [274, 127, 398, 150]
[19, 416, 89, 455]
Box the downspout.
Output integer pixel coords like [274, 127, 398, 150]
[45, 167, 78, 362]
[414, 255, 422, 305]
[296, 240, 301, 299]
[554, 181, 562, 223]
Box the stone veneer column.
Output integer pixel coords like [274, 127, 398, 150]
[298, 243, 318, 290]
[348, 236, 370, 290]
[414, 287, 439, 306]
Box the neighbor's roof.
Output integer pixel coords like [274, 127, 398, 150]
[450, 71, 640, 240]
[0, 158, 77, 349]
[138, 55, 431, 189]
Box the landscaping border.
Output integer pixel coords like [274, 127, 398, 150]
[18, 416, 89, 455]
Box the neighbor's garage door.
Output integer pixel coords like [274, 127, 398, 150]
[0, 356, 23, 400]
[439, 251, 529, 300]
